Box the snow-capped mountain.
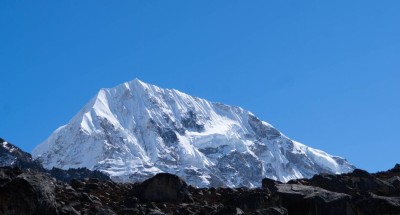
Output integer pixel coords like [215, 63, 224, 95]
[32, 79, 354, 187]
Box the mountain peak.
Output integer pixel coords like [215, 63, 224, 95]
[126, 78, 149, 89]
[32, 80, 354, 187]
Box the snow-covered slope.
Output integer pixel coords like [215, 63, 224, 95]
[32, 79, 354, 187]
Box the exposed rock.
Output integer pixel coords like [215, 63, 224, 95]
[229, 190, 269, 211]
[0, 169, 58, 215]
[354, 193, 400, 214]
[0, 138, 43, 171]
[0, 166, 21, 186]
[181, 110, 205, 132]
[303, 168, 396, 196]
[1, 164, 400, 214]
[49, 167, 110, 183]
[261, 207, 288, 215]
[272, 184, 353, 215]
[248, 115, 280, 139]
[262, 177, 282, 192]
[59, 205, 80, 215]
[130, 173, 191, 203]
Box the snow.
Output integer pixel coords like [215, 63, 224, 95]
[32, 78, 355, 187]
[2, 141, 12, 152]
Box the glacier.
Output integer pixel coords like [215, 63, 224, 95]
[32, 79, 354, 187]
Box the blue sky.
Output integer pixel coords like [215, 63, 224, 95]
[1, 1, 399, 172]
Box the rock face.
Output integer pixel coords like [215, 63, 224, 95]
[32, 79, 354, 187]
[1, 165, 400, 215]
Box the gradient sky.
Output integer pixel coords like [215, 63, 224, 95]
[1, 1, 399, 172]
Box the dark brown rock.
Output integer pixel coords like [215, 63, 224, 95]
[257, 207, 288, 215]
[131, 173, 191, 203]
[262, 177, 282, 192]
[2, 163, 400, 215]
[354, 193, 400, 214]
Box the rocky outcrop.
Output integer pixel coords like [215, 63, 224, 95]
[1, 165, 400, 214]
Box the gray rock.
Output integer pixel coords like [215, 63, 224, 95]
[0, 171, 58, 215]
[248, 115, 280, 139]
[273, 184, 353, 215]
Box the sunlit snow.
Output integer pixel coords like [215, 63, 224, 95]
[32, 79, 355, 187]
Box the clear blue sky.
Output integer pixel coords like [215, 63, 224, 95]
[1, 1, 399, 172]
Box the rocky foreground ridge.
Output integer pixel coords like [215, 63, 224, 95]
[1, 164, 400, 215]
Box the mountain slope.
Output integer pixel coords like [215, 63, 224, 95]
[32, 79, 354, 187]
[0, 137, 110, 182]
[0, 138, 43, 170]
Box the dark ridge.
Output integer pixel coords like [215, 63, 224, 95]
[49, 167, 110, 183]
[0, 164, 400, 214]
[1, 137, 399, 214]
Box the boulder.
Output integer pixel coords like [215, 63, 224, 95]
[261, 177, 282, 192]
[131, 173, 191, 203]
[0, 166, 21, 186]
[0, 171, 58, 215]
[273, 184, 353, 215]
